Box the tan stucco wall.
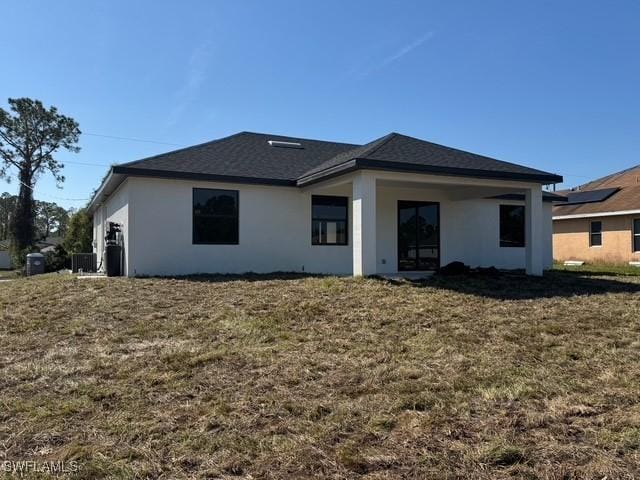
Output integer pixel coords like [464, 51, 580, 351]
[553, 214, 640, 263]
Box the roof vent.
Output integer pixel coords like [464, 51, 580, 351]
[268, 140, 303, 149]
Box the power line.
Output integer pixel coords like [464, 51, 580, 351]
[84, 132, 183, 147]
[562, 173, 592, 179]
[2, 130, 182, 203]
[60, 130, 183, 168]
[63, 160, 111, 167]
[14, 179, 89, 202]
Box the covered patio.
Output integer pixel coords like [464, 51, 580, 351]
[305, 169, 554, 277]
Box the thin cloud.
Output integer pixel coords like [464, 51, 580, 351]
[378, 31, 434, 69]
[166, 40, 215, 127]
[351, 31, 435, 78]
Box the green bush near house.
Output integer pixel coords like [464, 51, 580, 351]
[63, 209, 93, 254]
[43, 245, 70, 272]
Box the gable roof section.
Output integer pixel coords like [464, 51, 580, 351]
[553, 165, 640, 218]
[297, 133, 562, 185]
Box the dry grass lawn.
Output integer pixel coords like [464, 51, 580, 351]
[1, 270, 640, 479]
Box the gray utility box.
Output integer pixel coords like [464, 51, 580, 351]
[26, 252, 45, 276]
[105, 244, 122, 277]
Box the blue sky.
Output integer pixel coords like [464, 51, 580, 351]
[1, 0, 639, 209]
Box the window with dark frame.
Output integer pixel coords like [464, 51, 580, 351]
[499, 205, 525, 248]
[590, 220, 602, 247]
[312, 195, 348, 245]
[633, 218, 640, 252]
[193, 188, 239, 245]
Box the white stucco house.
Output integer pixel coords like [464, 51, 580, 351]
[87, 131, 564, 277]
[0, 240, 11, 270]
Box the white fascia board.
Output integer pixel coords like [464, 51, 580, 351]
[87, 171, 113, 214]
[553, 209, 640, 220]
[86, 170, 125, 215]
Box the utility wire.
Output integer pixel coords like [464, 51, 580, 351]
[15, 179, 89, 202]
[63, 160, 112, 167]
[562, 173, 592, 179]
[56, 131, 183, 168]
[3, 131, 181, 203]
[84, 132, 183, 147]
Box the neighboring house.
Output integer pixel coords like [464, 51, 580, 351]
[0, 237, 62, 269]
[553, 166, 640, 265]
[87, 131, 563, 277]
[0, 240, 11, 269]
[37, 236, 63, 254]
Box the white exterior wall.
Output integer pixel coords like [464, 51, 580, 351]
[0, 250, 11, 269]
[543, 200, 553, 267]
[375, 185, 553, 273]
[92, 179, 130, 275]
[94, 175, 553, 277]
[126, 177, 352, 276]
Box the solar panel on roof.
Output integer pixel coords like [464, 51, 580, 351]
[564, 187, 620, 205]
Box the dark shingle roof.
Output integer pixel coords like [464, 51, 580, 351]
[109, 131, 562, 187]
[299, 133, 397, 179]
[114, 132, 358, 185]
[299, 133, 561, 184]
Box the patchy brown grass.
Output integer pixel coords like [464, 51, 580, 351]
[1, 271, 640, 479]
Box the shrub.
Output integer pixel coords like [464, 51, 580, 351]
[9, 245, 38, 270]
[63, 209, 92, 254]
[44, 244, 69, 272]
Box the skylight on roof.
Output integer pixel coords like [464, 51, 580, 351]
[268, 140, 303, 149]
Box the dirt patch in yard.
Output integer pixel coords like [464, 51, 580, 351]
[0, 271, 639, 479]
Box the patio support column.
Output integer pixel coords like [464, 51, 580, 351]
[525, 185, 544, 276]
[352, 172, 376, 276]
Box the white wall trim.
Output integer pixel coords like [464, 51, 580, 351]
[352, 172, 376, 276]
[553, 209, 640, 220]
[369, 169, 540, 190]
[525, 186, 544, 276]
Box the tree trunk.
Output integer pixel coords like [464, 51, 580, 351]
[10, 170, 36, 258]
[0, 198, 7, 239]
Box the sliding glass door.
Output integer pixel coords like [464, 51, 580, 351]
[398, 201, 440, 271]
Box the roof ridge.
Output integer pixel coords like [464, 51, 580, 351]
[295, 133, 397, 180]
[355, 132, 398, 159]
[241, 131, 361, 147]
